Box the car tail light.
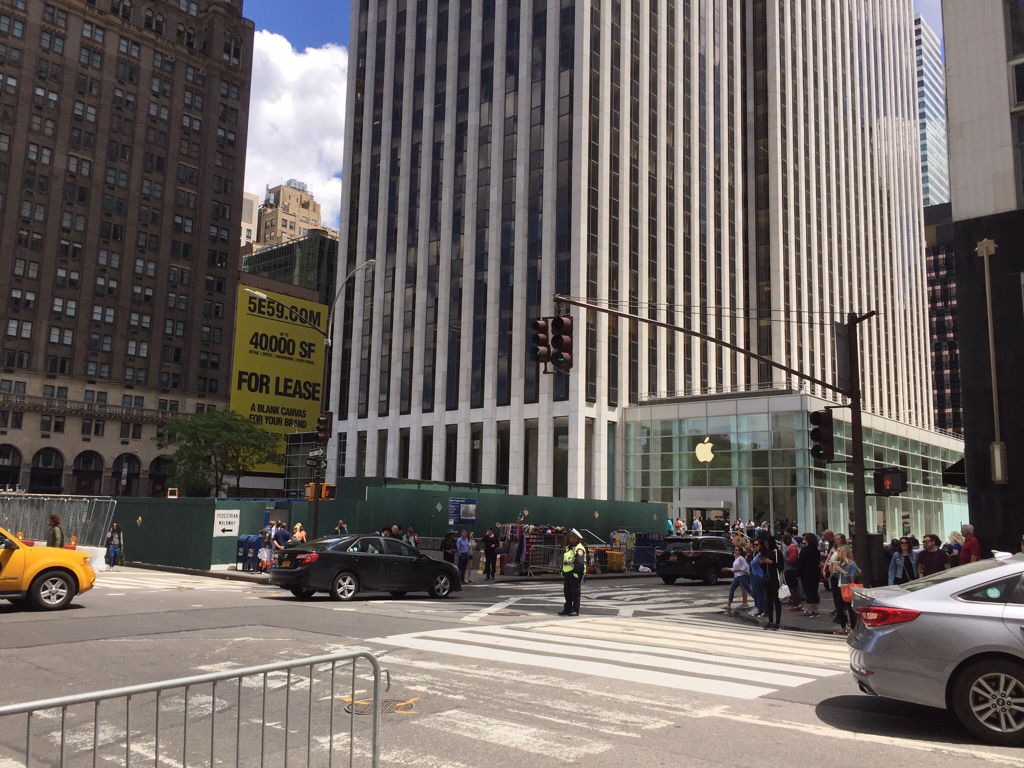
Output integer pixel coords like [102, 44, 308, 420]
[855, 606, 920, 627]
[296, 553, 319, 564]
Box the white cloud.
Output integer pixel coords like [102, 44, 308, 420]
[243, 31, 348, 229]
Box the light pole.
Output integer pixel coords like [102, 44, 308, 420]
[244, 257, 375, 537]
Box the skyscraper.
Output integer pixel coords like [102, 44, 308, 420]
[328, 0, 934, 504]
[0, 0, 254, 495]
[915, 13, 950, 206]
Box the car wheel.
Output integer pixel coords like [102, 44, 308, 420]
[330, 572, 359, 602]
[389, 591, 408, 598]
[952, 659, 1024, 746]
[290, 587, 316, 599]
[429, 572, 453, 599]
[703, 567, 719, 586]
[660, 575, 678, 585]
[29, 571, 75, 611]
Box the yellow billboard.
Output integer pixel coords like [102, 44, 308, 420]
[230, 286, 327, 460]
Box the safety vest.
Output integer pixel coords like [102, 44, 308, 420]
[562, 543, 586, 576]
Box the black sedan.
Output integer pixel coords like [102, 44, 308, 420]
[654, 535, 734, 586]
[270, 535, 462, 601]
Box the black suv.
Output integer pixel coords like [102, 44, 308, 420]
[654, 536, 734, 586]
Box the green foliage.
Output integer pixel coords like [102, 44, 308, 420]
[157, 409, 283, 496]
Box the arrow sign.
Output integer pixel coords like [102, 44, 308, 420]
[306, 458, 327, 468]
[308, 448, 325, 458]
[213, 509, 240, 538]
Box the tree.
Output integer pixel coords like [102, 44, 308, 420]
[158, 410, 283, 496]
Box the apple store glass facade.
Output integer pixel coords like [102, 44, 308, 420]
[623, 408, 967, 539]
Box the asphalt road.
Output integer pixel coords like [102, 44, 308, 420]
[2, 570, 1023, 767]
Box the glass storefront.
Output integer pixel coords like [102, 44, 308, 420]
[624, 407, 968, 540]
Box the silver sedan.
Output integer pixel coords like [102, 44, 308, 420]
[849, 556, 1024, 746]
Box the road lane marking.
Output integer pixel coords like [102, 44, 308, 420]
[461, 596, 521, 622]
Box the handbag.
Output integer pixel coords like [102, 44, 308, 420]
[840, 582, 861, 602]
[778, 583, 791, 601]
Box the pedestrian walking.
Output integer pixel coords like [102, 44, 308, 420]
[258, 532, 273, 572]
[456, 530, 471, 584]
[887, 537, 918, 585]
[760, 534, 783, 630]
[46, 514, 64, 548]
[833, 544, 859, 635]
[722, 546, 752, 614]
[466, 532, 477, 583]
[749, 540, 766, 617]
[105, 523, 123, 571]
[918, 533, 951, 577]
[441, 530, 457, 564]
[558, 528, 587, 616]
[674, 516, 685, 536]
[826, 533, 848, 623]
[797, 532, 822, 618]
[958, 524, 981, 565]
[482, 526, 499, 580]
[782, 533, 802, 612]
[404, 526, 420, 548]
[272, 521, 291, 561]
[692, 516, 703, 535]
[291, 523, 307, 544]
[945, 531, 964, 567]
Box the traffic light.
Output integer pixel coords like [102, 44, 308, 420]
[304, 483, 315, 500]
[550, 315, 574, 373]
[529, 318, 552, 364]
[316, 411, 333, 447]
[809, 410, 835, 462]
[321, 484, 337, 500]
[873, 467, 908, 497]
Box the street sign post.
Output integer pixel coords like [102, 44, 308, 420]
[213, 509, 240, 538]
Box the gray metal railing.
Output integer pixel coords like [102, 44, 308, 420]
[0, 649, 386, 768]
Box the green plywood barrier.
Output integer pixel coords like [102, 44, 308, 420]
[105, 483, 669, 571]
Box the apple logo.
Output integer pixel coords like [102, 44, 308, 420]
[695, 437, 715, 464]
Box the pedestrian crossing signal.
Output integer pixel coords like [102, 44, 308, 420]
[873, 467, 907, 497]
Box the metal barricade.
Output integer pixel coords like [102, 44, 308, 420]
[524, 544, 563, 576]
[0, 495, 117, 547]
[0, 648, 386, 768]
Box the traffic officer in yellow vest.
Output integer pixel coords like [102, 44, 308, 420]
[558, 529, 587, 616]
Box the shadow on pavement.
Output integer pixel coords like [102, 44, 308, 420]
[815, 695, 970, 743]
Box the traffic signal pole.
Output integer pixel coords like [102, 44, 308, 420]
[553, 295, 880, 583]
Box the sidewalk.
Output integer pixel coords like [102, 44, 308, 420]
[123, 561, 660, 585]
[721, 599, 851, 636]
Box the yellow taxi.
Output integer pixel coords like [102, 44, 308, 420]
[0, 525, 96, 610]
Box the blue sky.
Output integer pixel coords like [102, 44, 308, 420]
[246, 0, 351, 50]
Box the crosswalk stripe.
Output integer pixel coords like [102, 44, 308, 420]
[422, 627, 820, 687]
[372, 614, 844, 701]
[582, 617, 850, 659]
[472, 626, 843, 678]
[521, 625, 848, 668]
[370, 634, 777, 699]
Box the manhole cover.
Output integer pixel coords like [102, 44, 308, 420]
[344, 697, 420, 715]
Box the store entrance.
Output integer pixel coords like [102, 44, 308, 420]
[685, 507, 731, 535]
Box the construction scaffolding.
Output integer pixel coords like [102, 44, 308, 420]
[0, 495, 117, 547]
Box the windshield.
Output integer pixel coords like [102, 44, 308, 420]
[899, 559, 1004, 592]
[663, 541, 695, 552]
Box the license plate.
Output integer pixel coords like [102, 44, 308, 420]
[669, 555, 677, 560]
[281, 560, 290, 568]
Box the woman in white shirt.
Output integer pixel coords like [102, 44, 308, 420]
[722, 546, 752, 614]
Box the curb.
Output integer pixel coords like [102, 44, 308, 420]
[119, 562, 660, 585]
[120, 562, 271, 585]
[728, 607, 846, 636]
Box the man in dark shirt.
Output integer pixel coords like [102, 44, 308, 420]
[917, 533, 950, 578]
